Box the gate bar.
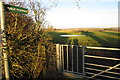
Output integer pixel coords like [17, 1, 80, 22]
[91, 63, 120, 78]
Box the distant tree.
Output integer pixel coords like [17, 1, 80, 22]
[47, 25, 55, 31]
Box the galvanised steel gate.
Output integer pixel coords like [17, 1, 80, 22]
[56, 44, 120, 80]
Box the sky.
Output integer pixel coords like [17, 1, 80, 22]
[44, 0, 119, 29]
[0, 0, 119, 29]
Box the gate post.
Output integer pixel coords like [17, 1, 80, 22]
[82, 46, 85, 77]
[56, 44, 62, 73]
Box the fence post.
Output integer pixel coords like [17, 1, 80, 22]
[82, 46, 85, 77]
[56, 44, 62, 73]
[0, 2, 10, 80]
[61, 45, 64, 71]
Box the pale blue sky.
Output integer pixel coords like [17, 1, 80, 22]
[3, 0, 119, 29]
[44, 0, 119, 29]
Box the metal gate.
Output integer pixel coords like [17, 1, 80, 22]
[56, 44, 120, 80]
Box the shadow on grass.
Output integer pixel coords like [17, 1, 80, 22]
[45, 73, 72, 80]
[101, 31, 120, 40]
[102, 32, 120, 36]
[101, 32, 120, 48]
[80, 31, 109, 47]
[48, 32, 79, 45]
[45, 73, 84, 80]
[49, 31, 120, 48]
[68, 38, 79, 45]
[48, 32, 69, 44]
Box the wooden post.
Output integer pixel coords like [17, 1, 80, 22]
[0, 1, 10, 80]
[56, 44, 62, 73]
[59, 45, 62, 72]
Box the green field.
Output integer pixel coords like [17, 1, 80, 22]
[49, 30, 120, 48]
